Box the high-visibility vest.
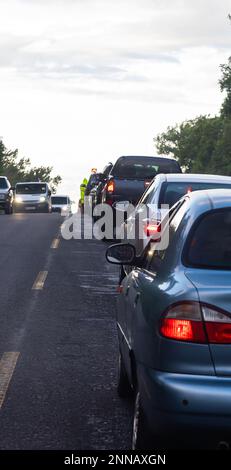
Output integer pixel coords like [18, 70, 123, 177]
[80, 178, 88, 203]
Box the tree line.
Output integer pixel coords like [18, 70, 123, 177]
[0, 140, 62, 192]
[155, 22, 231, 175]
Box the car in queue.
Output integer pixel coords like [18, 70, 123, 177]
[119, 173, 231, 256]
[100, 155, 182, 236]
[0, 176, 14, 214]
[101, 155, 182, 207]
[51, 195, 72, 215]
[89, 162, 113, 211]
[106, 189, 231, 449]
[14, 182, 52, 213]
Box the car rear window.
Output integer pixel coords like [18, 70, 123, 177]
[111, 157, 181, 179]
[51, 197, 68, 205]
[161, 182, 231, 208]
[0, 178, 8, 189]
[185, 209, 231, 269]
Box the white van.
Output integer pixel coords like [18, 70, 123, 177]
[14, 182, 52, 213]
[51, 195, 72, 215]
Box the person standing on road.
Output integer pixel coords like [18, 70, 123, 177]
[79, 177, 88, 213]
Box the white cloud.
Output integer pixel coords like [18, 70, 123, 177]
[0, 0, 230, 198]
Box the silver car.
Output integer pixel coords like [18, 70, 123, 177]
[0, 176, 14, 214]
[51, 195, 72, 215]
[106, 189, 231, 449]
[14, 182, 52, 213]
[120, 173, 231, 256]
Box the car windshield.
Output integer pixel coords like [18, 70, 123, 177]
[112, 157, 180, 179]
[162, 182, 231, 208]
[16, 184, 47, 194]
[51, 197, 68, 205]
[0, 178, 8, 189]
[186, 209, 231, 269]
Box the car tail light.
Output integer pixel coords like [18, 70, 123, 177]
[144, 181, 151, 188]
[144, 221, 161, 237]
[160, 318, 206, 342]
[186, 186, 192, 194]
[107, 180, 115, 193]
[201, 305, 231, 344]
[160, 302, 206, 343]
[160, 302, 231, 344]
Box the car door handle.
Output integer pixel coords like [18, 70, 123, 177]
[134, 292, 141, 306]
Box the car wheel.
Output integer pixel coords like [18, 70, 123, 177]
[117, 351, 132, 398]
[5, 204, 12, 215]
[43, 204, 50, 213]
[132, 391, 158, 450]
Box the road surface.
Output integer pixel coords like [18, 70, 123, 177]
[0, 212, 132, 450]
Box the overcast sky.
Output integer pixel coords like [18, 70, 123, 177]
[0, 0, 230, 198]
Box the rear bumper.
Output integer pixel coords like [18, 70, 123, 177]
[104, 194, 138, 206]
[139, 365, 231, 439]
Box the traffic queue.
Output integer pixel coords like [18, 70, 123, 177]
[82, 154, 231, 450]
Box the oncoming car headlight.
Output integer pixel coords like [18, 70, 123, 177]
[40, 196, 46, 202]
[15, 196, 23, 203]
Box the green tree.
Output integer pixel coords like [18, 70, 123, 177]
[0, 139, 62, 192]
[155, 116, 223, 172]
[220, 58, 231, 117]
[155, 54, 231, 175]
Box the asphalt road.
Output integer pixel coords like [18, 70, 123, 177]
[0, 212, 132, 450]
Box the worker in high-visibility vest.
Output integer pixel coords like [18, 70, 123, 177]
[79, 177, 88, 212]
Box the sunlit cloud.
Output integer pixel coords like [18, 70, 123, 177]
[0, 0, 230, 198]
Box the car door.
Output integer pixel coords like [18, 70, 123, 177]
[126, 176, 163, 256]
[124, 199, 189, 370]
[124, 246, 169, 372]
[117, 270, 134, 382]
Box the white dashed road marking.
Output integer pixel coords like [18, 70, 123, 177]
[0, 352, 20, 409]
[32, 271, 48, 290]
[51, 238, 60, 249]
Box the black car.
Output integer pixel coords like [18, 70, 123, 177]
[88, 162, 113, 210]
[101, 156, 181, 207]
[0, 176, 14, 214]
[99, 156, 181, 236]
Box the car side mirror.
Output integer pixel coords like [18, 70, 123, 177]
[106, 243, 136, 265]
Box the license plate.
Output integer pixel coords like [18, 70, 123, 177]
[25, 206, 36, 210]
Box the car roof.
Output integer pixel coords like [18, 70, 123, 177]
[163, 173, 231, 183]
[117, 155, 178, 161]
[187, 188, 231, 209]
[16, 181, 48, 185]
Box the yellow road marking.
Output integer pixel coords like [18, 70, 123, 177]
[32, 271, 48, 290]
[0, 352, 20, 409]
[51, 238, 60, 249]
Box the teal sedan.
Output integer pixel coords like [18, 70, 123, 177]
[106, 189, 231, 450]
